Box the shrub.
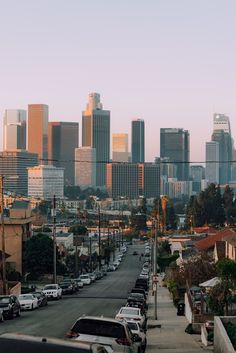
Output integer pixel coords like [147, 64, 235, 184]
[185, 323, 194, 334]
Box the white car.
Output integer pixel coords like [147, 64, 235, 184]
[80, 274, 91, 285]
[67, 316, 139, 353]
[42, 284, 62, 300]
[74, 278, 84, 288]
[18, 294, 38, 310]
[115, 307, 146, 328]
[127, 321, 147, 353]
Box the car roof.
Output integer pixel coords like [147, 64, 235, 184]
[76, 316, 126, 325]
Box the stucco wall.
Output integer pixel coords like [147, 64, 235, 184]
[185, 292, 193, 323]
[214, 316, 236, 353]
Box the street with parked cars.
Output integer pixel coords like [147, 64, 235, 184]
[0, 242, 151, 353]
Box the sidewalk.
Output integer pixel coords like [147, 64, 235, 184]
[146, 281, 213, 353]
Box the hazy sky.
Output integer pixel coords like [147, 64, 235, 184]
[1, 0, 236, 162]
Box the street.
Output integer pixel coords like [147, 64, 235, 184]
[0, 245, 144, 339]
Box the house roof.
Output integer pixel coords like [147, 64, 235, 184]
[222, 233, 236, 246]
[195, 228, 236, 251]
[11, 200, 30, 209]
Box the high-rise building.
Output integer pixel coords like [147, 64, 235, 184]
[205, 141, 219, 184]
[0, 150, 38, 195]
[106, 163, 160, 199]
[112, 133, 129, 162]
[138, 163, 160, 198]
[82, 93, 110, 188]
[190, 165, 205, 182]
[48, 122, 79, 185]
[213, 113, 231, 134]
[155, 157, 177, 179]
[3, 110, 26, 150]
[28, 165, 64, 199]
[160, 128, 190, 181]
[106, 163, 139, 199]
[131, 119, 145, 163]
[211, 129, 232, 184]
[75, 147, 96, 189]
[28, 104, 49, 161]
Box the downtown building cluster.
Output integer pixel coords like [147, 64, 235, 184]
[1, 94, 236, 202]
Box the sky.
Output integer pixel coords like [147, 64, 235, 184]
[1, 0, 236, 162]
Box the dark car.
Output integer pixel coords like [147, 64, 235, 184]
[135, 279, 149, 291]
[132, 251, 138, 255]
[0, 295, 21, 319]
[127, 293, 147, 310]
[131, 288, 147, 300]
[33, 292, 48, 307]
[59, 281, 75, 295]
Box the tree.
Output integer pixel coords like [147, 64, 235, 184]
[23, 233, 54, 279]
[69, 225, 87, 235]
[223, 186, 236, 226]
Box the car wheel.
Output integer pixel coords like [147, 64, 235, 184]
[31, 304, 34, 310]
[16, 309, 21, 317]
[8, 310, 14, 319]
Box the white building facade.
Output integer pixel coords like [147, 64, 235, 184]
[28, 165, 64, 199]
[75, 147, 96, 189]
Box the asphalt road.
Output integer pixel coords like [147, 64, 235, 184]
[0, 244, 144, 339]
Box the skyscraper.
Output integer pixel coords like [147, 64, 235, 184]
[82, 93, 110, 188]
[28, 104, 49, 161]
[160, 128, 190, 181]
[0, 150, 38, 195]
[112, 133, 129, 162]
[48, 122, 79, 185]
[75, 147, 96, 189]
[205, 141, 219, 184]
[211, 113, 233, 184]
[131, 119, 145, 163]
[3, 110, 26, 150]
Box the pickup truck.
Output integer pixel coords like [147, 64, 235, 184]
[42, 284, 62, 300]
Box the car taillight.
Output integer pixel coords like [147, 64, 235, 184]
[116, 338, 131, 346]
[66, 330, 79, 338]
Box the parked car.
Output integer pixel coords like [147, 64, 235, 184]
[107, 264, 116, 272]
[131, 288, 147, 301]
[80, 274, 91, 285]
[0, 295, 21, 319]
[135, 279, 148, 292]
[132, 251, 138, 255]
[33, 292, 48, 307]
[74, 278, 84, 288]
[18, 294, 38, 310]
[59, 280, 76, 295]
[0, 309, 3, 322]
[67, 316, 140, 353]
[127, 293, 147, 309]
[0, 333, 113, 353]
[115, 307, 146, 328]
[88, 272, 96, 282]
[42, 284, 62, 300]
[127, 321, 147, 353]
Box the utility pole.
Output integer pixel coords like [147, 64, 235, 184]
[98, 206, 101, 269]
[89, 236, 92, 272]
[0, 176, 7, 295]
[153, 219, 158, 320]
[52, 195, 57, 283]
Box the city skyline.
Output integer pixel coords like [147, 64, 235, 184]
[1, 1, 236, 162]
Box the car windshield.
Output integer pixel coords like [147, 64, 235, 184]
[121, 308, 139, 315]
[81, 275, 88, 279]
[127, 322, 138, 330]
[19, 295, 33, 300]
[72, 319, 126, 338]
[44, 285, 57, 290]
[0, 297, 10, 304]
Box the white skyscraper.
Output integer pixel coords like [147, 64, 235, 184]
[3, 109, 26, 150]
[213, 113, 231, 134]
[75, 147, 96, 189]
[28, 165, 64, 199]
[86, 92, 103, 111]
[205, 141, 219, 184]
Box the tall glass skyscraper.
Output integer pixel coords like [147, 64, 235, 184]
[160, 128, 190, 181]
[211, 113, 233, 184]
[82, 93, 110, 188]
[3, 110, 26, 150]
[48, 122, 79, 186]
[131, 119, 145, 163]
